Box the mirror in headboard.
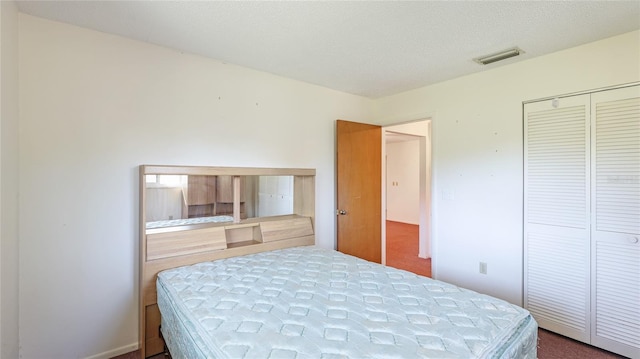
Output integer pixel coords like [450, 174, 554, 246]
[140, 166, 314, 233]
[144, 174, 297, 230]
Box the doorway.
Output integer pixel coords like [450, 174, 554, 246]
[382, 120, 432, 277]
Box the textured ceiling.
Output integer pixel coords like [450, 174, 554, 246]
[16, 1, 640, 98]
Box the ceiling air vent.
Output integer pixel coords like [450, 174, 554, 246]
[473, 47, 523, 65]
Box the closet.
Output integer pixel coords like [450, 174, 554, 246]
[524, 84, 639, 358]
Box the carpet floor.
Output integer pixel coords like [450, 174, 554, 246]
[385, 220, 431, 277]
[537, 329, 624, 358]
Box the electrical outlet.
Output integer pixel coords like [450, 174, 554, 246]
[479, 262, 487, 275]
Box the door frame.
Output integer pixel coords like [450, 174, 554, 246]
[381, 118, 433, 273]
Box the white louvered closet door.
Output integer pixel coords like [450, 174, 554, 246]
[590, 86, 640, 359]
[524, 95, 591, 343]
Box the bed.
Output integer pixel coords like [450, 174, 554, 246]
[139, 165, 536, 358]
[156, 246, 537, 359]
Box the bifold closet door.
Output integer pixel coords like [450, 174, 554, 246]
[590, 86, 640, 358]
[524, 95, 591, 343]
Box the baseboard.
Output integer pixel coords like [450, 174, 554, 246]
[84, 342, 139, 359]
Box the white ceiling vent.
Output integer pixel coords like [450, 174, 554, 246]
[474, 47, 523, 65]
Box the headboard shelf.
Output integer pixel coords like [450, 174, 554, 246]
[139, 165, 315, 358]
[227, 239, 261, 248]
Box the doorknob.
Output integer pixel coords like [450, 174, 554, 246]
[337, 209, 347, 215]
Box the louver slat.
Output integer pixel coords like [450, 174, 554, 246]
[526, 104, 588, 228]
[524, 95, 590, 343]
[595, 96, 640, 234]
[595, 241, 640, 348]
[591, 89, 640, 358]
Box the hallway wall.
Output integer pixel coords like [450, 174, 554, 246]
[386, 139, 420, 224]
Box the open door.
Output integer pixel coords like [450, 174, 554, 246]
[336, 120, 382, 263]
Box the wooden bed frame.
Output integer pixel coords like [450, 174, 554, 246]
[139, 165, 315, 358]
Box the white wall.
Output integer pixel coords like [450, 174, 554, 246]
[18, 14, 373, 359]
[386, 140, 420, 224]
[0, 1, 20, 358]
[375, 30, 640, 305]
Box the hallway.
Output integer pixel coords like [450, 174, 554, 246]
[385, 220, 431, 277]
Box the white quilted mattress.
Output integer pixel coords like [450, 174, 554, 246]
[157, 246, 537, 359]
[146, 215, 234, 229]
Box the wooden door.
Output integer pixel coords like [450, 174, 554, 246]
[336, 120, 382, 263]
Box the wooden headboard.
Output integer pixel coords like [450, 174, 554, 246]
[139, 165, 315, 358]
